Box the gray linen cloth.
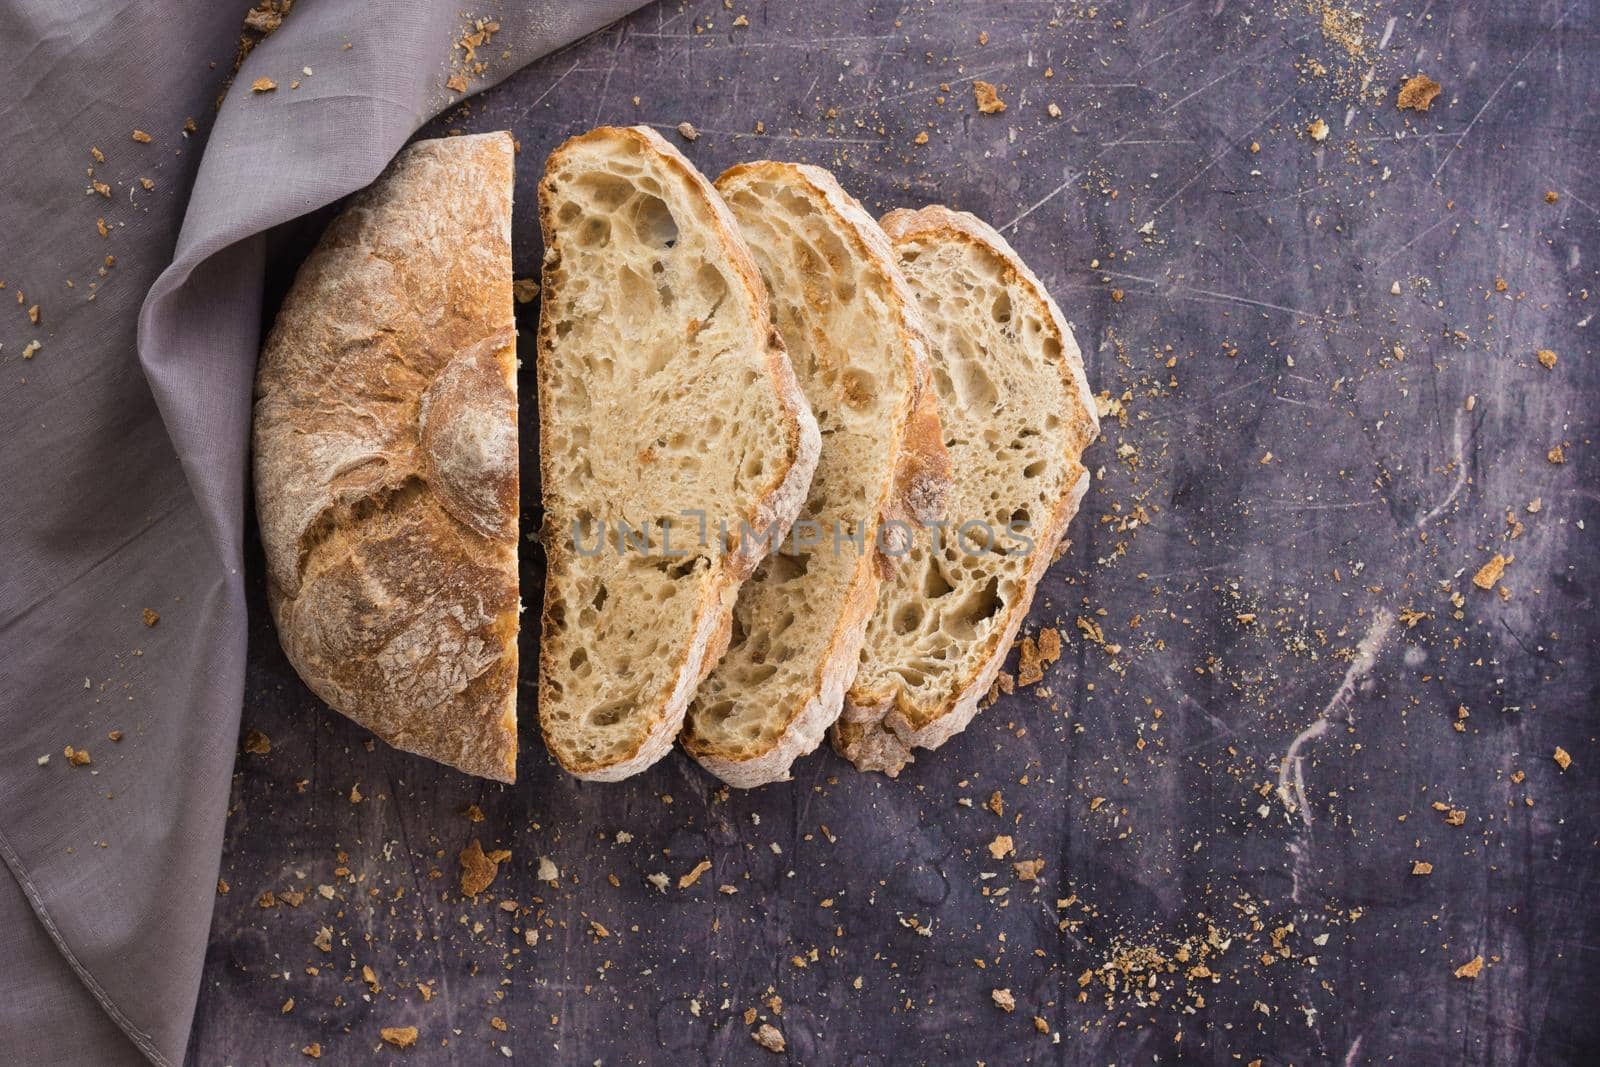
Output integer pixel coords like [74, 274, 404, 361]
[0, 2, 646, 1062]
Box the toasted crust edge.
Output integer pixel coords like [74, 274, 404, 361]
[534, 127, 820, 781]
[834, 205, 1099, 774]
[675, 161, 951, 787]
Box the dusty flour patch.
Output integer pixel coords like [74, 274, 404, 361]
[1276, 609, 1396, 824]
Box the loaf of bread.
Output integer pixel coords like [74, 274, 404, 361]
[535, 128, 820, 781]
[832, 206, 1098, 776]
[679, 162, 950, 788]
[253, 132, 520, 782]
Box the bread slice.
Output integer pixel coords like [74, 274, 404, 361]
[677, 163, 952, 788]
[832, 206, 1099, 776]
[253, 132, 519, 782]
[536, 128, 820, 781]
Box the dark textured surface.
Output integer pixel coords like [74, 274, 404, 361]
[193, 2, 1599, 1063]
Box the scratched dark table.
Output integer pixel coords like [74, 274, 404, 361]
[191, 2, 1600, 1064]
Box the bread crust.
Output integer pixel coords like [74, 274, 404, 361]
[535, 128, 820, 781]
[675, 161, 952, 787]
[834, 206, 1099, 775]
[253, 132, 519, 782]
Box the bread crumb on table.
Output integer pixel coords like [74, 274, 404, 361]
[459, 839, 511, 896]
[379, 1026, 418, 1049]
[973, 80, 1007, 114]
[1396, 74, 1441, 111]
[1471, 554, 1511, 590]
[992, 987, 1016, 1012]
[752, 1023, 786, 1053]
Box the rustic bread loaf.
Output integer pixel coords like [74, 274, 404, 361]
[832, 206, 1098, 776]
[678, 162, 951, 788]
[253, 132, 520, 782]
[536, 128, 820, 781]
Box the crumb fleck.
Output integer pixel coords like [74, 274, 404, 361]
[678, 859, 712, 888]
[1471, 554, 1511, 591]
[459, 840, 512, 896]
[974, 80, 1007, 114]
[753, 1024, 785, 1053]
[379, 1026, 418, 1049]
[1396, 75, 1442, 112]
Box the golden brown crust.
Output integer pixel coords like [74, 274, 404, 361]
[534, 128, 820, 781]
[834, 205, 1098, 769]
[252, 132, 519, 782]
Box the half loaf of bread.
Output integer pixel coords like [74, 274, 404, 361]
[536, 128, 820, 781]
[832, 206, 1098, 776]
[677, 162, 950, 788]
[253, 132, 520, 782]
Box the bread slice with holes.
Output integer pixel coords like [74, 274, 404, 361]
[253, 132, 520, 782]
[831, 206, 1098, 777]
[536, 127, 820, 781]
[677, 162, 952, 788]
